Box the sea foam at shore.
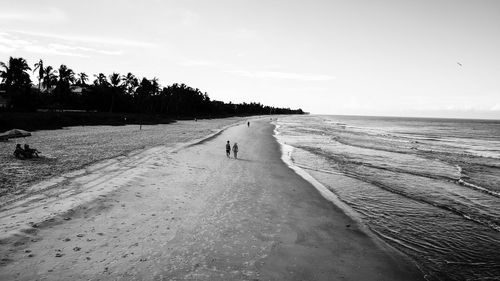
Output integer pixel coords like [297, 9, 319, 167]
[274, 115, 500, 281]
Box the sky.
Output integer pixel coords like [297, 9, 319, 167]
[0, 0, 499, 119]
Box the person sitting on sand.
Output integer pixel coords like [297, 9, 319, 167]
[232, 143, 239, 159]
[226, 140, 231, 158]
[14, 144, 25, 159]
[23, 144, 40, 158]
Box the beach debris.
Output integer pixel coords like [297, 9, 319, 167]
[63, 217, 71, 221]
[73, 247, 81, 251]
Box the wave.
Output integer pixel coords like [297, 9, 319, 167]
[458, 179, 500, 198]
[293, 145, 500, 233]
[297, 145, 459, 182]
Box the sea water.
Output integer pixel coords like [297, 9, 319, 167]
[275, 115, 500, 281]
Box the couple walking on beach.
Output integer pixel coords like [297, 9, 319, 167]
[226, 140, 239, 159]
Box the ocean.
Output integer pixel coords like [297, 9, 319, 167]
[275, 115, 500, 281]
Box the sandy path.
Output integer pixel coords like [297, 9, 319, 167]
[0, 119, 424, 280]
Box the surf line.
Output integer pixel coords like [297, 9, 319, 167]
[272, 122, 427, 272]
[272, 123, 363, 226]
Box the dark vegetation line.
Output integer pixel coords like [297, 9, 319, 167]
[0, 57, 304, 131]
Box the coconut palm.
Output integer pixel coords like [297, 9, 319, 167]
[57, 64, 75, 85]
[93, 73, 108, 86]
[151, 77, 160, 96]
[33, 59, 44, 92]
[77, 72, 88, 86]
[42, 66, 58, 93]
[0, 57, 32, 88]
[54, 64, 75, 107]
[123, 72, 138, 96]
[108, 72, 123, 113]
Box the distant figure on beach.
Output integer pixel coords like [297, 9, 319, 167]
[24, 144, 40, 158]
[13, 144, 40, 159]
[247, 121, 250, 127]
[226, 141, 231, 158]
[13, 144, 25, 158]
[232, 143, 239, 159]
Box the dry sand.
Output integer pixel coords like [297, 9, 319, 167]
[0, 118, 424, 280]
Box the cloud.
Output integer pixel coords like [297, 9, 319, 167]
[49, 43, 123, 56]
[24, 44, 89, 58]
[0, 32, 123, 57]
[178, 60, 216, 67]
[227, 70, 335, 81]
[0, 7, 68, 23]
[9, 30, 158, 48]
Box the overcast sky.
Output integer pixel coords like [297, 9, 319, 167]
[1, 0, 499, 119]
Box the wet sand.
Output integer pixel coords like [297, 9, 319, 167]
[0, 118, 424, 280]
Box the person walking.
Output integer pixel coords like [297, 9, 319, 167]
[226, 140, 231, 158]
[232, 143, 239, 159]
[247, 121, 250, 127]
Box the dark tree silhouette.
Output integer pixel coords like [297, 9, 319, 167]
[0, 56, 305, 117]
[77, 72, 88, 86]
[53, 64, 75, 109]
[33, 59, 44, 93]
[0, 57, 33, 109]
[108, 72, 123, 113]
[42, 66, 57, 93]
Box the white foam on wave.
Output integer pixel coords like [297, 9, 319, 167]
[273, 121, 363, 225]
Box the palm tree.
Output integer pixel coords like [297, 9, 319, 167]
[42, 66, 58, 93]
[93, 73, 108, 86]
[0, 57, 32, 88]
[151, 77, 160, 96]
[108, 72, 123, 113]
[123, 72, 138, 96]
[57, 64, 75, 85]
[33, 59, 44, 92]
[55, 64, 75, 107]
[0, 57, 32, 108]
[77, 72, 88, 86]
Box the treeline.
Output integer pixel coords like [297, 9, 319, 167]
[0, 57, 304, 118]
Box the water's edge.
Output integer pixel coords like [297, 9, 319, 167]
[272, 121, 427, 279]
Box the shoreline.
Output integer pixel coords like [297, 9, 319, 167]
[0, 118, 424, 280]
[273, 122, 426, 278]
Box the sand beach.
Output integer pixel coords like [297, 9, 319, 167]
[0, 118, 424, 280]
